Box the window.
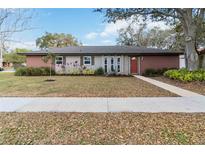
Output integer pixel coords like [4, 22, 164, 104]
[104, 57, 107, 73]
[117, 57, 121, 72]
[83, 56, 91, 65]
[55, 56, 63, 65]
[111, 57, 114, 72]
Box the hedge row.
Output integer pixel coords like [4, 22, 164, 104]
[15, 67, 55, 76]
[15, 67, 105, 76]
[143, 68, 175, 77]
[164, 68, 205, 82]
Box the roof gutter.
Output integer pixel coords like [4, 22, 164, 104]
[18, 52, 184, 56]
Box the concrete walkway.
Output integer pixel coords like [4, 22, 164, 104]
[134, 75, 203, 97]
[0, 97, 205, 112]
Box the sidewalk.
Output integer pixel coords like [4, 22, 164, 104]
[133, 75, 203, 97]
[0, 97, 205, 112]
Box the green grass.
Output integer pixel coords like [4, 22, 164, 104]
[0, 73, 177, 97]
[161, 128, 189, 144]
[175, 132, 189, 144]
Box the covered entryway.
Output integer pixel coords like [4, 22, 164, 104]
[130, 57, 138, 74]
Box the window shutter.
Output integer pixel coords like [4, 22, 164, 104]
[52, 56, 55, 64]
[91, 56, 95, 65]
[63, 56, 66, 65]
[80, 56, 83, 66]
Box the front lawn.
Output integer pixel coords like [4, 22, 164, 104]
[0, 73, 176, 97]
[0, 113, 205, 144]
[152, 76, 205, 95]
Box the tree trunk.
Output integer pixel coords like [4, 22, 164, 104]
[184, 40, 199, 70]
[180, 9, 200, 71]
[199, 54, 205, 69]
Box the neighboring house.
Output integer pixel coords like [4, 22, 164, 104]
[19, 46, 183, 75]
[2, 61, 13, 67]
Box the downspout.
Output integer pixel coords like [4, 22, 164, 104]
[128, 57, 130, 75]
[138, 57, 141, 75]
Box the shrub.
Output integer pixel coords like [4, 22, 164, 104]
[0, 67, 4, 71]
[15, 67, 27, 76]
[143, 68, 171, 77]
[43, 67, 55, 75]
[15, 67, 55, 76]
[143, 68, 157, 77]
[82, 69, 95, 75]
[164, 68, 205, 82]
[69, 68, 81, 75]
[94, 67, 104, 75]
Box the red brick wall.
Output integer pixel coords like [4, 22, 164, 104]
[140, 55, 179, 74]
[26, 56, 52, 68]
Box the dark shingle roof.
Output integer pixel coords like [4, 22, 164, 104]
[19, 46, 183, 56]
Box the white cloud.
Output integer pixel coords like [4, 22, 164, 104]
[85, 32, 98, 40]
[82, 43, 89, 46]
[85, 20, 131, 40]
[8, 41, 37, 50]
[99, 32, 108, 37]
[101, 40, 114, 44]
[85, 16, 170, 43]
[99, 20, 131, 37]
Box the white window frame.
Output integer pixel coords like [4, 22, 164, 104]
[55, 56, 63, 65]
[83, 56, 92, 65]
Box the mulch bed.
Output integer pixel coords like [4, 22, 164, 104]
[0, 112, 205, 145]
[152, 76, 205, 96]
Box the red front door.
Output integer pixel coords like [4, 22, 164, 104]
[131, 57, 137, 74]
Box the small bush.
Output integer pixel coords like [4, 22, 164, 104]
[41, 67, 55, 75]
[15, 67, 27, 76]
[164, 68, 205, 82]
[143, 69, 158, 77]
[143, 68, 172, 77]
[0, 67, 4, 71]
[70, 68, 81, 75]
[94, 67, 104, 75]
[15, 67, 55, 76]
[82, 69, 95, 75]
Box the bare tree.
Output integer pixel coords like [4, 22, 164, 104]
[0, 9, 34, 67]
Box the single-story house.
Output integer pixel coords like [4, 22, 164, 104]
[19, 46, 183, 75]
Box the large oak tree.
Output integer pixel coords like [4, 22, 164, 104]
[36, 32, 82, 49]
[96, 8, 205, 70]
